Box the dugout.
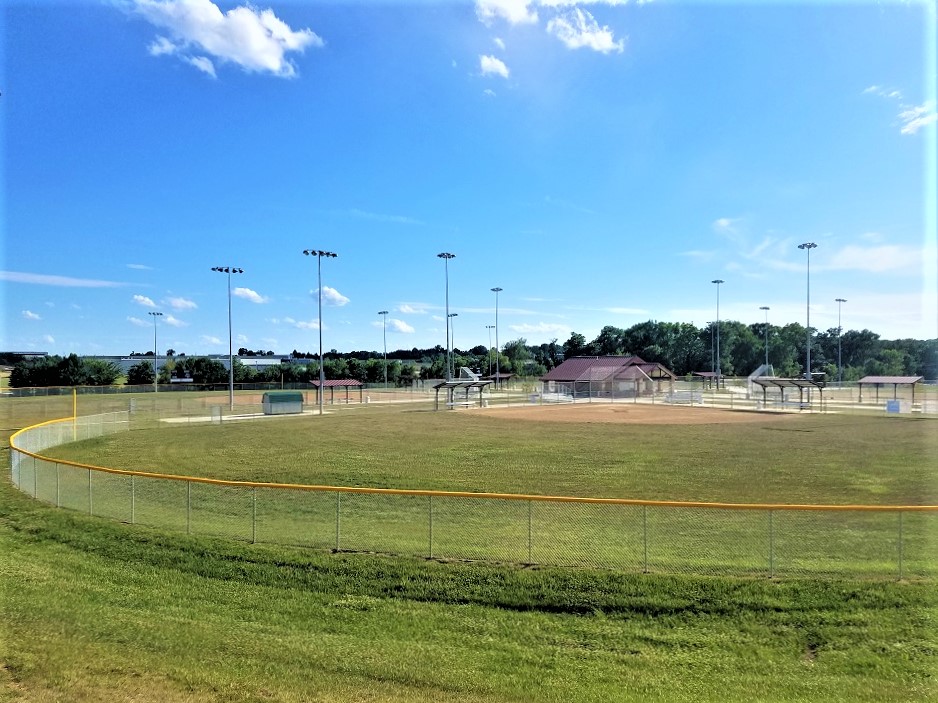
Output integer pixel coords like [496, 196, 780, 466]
[262, 391, 304, 415]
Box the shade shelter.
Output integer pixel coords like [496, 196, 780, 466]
[433, 379, 493, 410]
[310, 379, 364, 406]
[540, 356, 676, 400]
[858, 376, 924, 403]
[751, 377, 825, 410]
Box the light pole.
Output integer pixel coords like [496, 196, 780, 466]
[712, 280, 724, 387]
[836, 297, 847, 385]
[491, 287, 502, 389]
[437, 253, 455, 381]
[798, 242, 817, 380]
[378, 310, 389, 389]
[148, 311, 162, 393]
[211, 266, 243, 411]
[486, 325, 495, 376]
[448, 313, 458, 375]
[304, 249, 338, 415]
[759, 306, 770, 372]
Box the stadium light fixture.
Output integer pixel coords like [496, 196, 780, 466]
[211, 266, 243, 411]
[148, 311, 163, 393]
[304, 250, 338, 415]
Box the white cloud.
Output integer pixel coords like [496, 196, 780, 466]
[493, 37, 506, 50]
[318, 286, 350, 306]
[133, 0, 323, 78]
[480, 54, 510, 79]
[127, 263, 154, 270]
[133, 294, 156, 307]
[184, 54, 217, 78]
[22, 310, 41, 320]
[824, 244, 923, 274]
[547, 8, 624, 53]
[127, 316, 149, 327]
[389, 319, 416, 333]
[509, 322, 570, 335]
[712, 217, 746, 245]
[398, 304, 428, 314]
[42, 335, 55, 344]
[483, 88, 497, 98]
[233, 287, 269, 303]
[898, 101, 937, 135]
[201, 335, 223, 345]
[0, 271, 124, 287]
[167, 296, 198, 310]
[236, 334, 249, 344]
[295, 319, 321, 330]
[476, 0, 538, 25]
[164, 314, 188, 327]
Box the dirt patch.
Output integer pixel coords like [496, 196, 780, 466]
[473, 402, 796, 425]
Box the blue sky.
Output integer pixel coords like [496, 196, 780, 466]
[2, 0, 936, 358]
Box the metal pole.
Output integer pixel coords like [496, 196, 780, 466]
[836, 298, 847, 385]
[712, 280, 723, 387]
[448, 313, 458, 376]
[335, 492, 341, 551]
[438, 253, 455, 381]
[760, 306, 770, 371]
[211, 267, 243, 411]
[642, 505, 648, 573]
[768, 509, 774, 578]
[486, 325, 494, 376]
[186, 481, 191, 535]
[149, 311, 163, 393]
[428, 495, 434, 558]
[898, 511, 904, 581]
[88, 467, 93, 515]
[252, 486, 257, 544]
[378, 310, 389, 390]
[527, 499, 533, 564]
[304, 250, 338, 415]
[492, 287, 502, 389]
[131, 474, 136, 525]
[798, 243, 817, 379]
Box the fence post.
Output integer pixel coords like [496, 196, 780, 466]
[33, 458, 38, 498]
[131, 474, 136, 525]
[527, 499, 533, 564]
[88, 468, 93, 515]
[898, 511, 904, 581]
[252, 486, 257, 544]
[642, 505, 649, 573]
[768, 510, 775, 578]
[428, 495, 434, 558]
[55, 463, 60, 507]
[186, 481, 191, 535]
[335, 492, 341, 551]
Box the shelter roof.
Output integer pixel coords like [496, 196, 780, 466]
[310, 379, 364, 388]
[858, 376, 924, 385]
[540, 356, 649, 382]
[432, 380, 493, 390]
[751, 377, 825, 391]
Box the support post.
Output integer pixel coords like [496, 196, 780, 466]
[768, 510, 775, 578]
[428, 495, 434, 559]
[131, 474, 136, 525]
[898, 511, 904, 581]
[88, 468, 93, 515]
[335, 492, 341, 551]
[186, 481, 191, 535]
[642, 505, 649, 573]
[252, 486, 257, 544]
[527, 499, 533, 564]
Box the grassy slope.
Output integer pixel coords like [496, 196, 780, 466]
[2, 483, 936, 703]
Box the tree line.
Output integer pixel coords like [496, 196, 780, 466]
[5, 321, 936, 388]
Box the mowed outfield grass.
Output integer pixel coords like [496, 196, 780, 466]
[4, 399, 938, 701]
[45, 406, 938, 505]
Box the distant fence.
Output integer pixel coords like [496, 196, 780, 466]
[9, 414, 937, 580]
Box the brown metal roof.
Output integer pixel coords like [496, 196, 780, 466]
[310, 379, 364, 387]
[539, 355, 678, 382]
[858, 376, 923, 385]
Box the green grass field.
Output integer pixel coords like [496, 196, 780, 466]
[3, 395, 938, 701]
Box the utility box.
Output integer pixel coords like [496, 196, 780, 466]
[262, 391, 304, 415]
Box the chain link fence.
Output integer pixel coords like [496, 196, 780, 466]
[9, 413, 937, 580]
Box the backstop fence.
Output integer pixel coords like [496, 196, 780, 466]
[9, 413, 937, 580]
